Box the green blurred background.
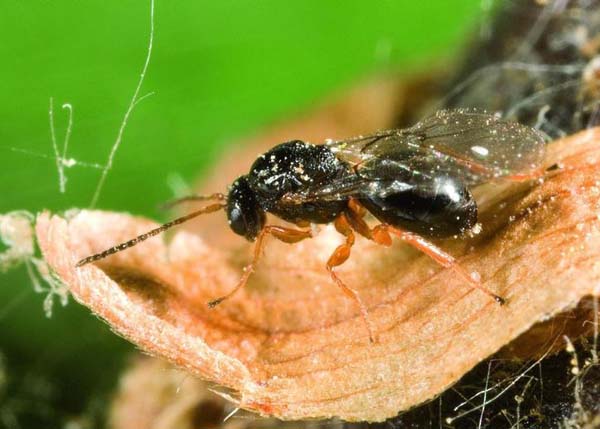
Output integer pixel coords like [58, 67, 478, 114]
[0, 1, 487, 426]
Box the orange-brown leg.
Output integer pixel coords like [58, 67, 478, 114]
[385, 225, 505, 304]
[345, 199, 504, 304]
[346, 199, 393, 247]
[327, 214, 376, 343]
[207, 225, 312, 308]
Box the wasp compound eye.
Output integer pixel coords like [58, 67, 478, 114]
[226, 175, 265, 241]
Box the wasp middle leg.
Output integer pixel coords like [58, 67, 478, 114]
[327, 213, 377, 343]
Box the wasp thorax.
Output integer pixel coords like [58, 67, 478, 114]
[226, 176, 265, 241]
[244, 140, 351, 225]
[247, 140, 347, 209]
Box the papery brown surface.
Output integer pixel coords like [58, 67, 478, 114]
[110, 356, 317, 429]
[36, 89, 600, 420]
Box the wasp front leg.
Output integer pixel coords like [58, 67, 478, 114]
[208, 225, 312, 308]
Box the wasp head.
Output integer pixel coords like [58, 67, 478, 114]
[226, 175, 265, 241]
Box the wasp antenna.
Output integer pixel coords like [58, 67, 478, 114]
[159, 192, 226, 210]
[76, 202, 226, 267]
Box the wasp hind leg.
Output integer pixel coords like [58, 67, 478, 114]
[207, 225, 312, 308]
[344, 199, 505, 305]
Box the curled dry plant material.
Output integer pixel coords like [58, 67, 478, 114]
[36, 127, 600, 422]
[110, 356, 309, 429]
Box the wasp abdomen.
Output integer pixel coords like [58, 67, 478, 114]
[360, 175, 477, 238]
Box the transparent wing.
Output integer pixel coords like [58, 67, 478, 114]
[326, 108, 547, 186]
[280, 173, 381, 204]
[283, 109, 547, 204]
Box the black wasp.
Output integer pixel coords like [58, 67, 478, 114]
[77, 109, 546, 342]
